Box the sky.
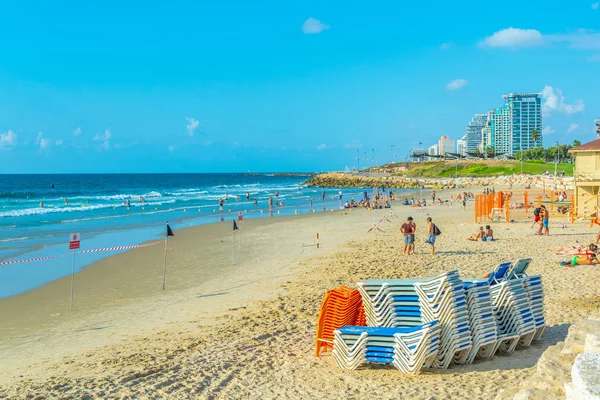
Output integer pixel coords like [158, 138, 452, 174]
[0, 1, 599, 173]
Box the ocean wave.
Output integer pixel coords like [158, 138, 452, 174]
[0, 199, 176, 218]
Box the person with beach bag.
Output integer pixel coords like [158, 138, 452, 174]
[426, 217, 440, 255]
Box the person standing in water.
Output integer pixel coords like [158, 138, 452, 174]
[219, 198, 224, 211]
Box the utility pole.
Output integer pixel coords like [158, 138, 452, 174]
[555, 141, 559, 176]
[356, 149, 360, 171]
[391, 144, 394, 163]
[372, 149, 375, 167]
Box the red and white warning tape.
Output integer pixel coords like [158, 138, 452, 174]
[0, 241, 161, 266]
[79, 243, 152, 253]
[0, 254, 64, 266]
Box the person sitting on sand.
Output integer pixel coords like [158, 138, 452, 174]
[485, 225, 494, 241]
[467, 226, 486, 241]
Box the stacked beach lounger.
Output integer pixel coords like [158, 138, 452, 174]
[355, 270, 472, 370]
[331, 322, 441, 374]
[460, 281, 498, 363]
[523, 275, 545, 341]
[328, 262, 545, 374]
[315, 286, 366, 356]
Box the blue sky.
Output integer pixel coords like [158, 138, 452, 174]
[0, 1, 599, 173]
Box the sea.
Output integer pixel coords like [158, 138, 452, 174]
[0, 173, 374, 298]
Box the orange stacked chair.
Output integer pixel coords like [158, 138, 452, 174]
[315, 286, 366, 356]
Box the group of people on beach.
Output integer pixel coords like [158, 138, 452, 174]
[467, 225, 494, 241]
[557, 243, 599, 266]
[400, 216, 440, 256]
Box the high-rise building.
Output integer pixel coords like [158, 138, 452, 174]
[499, 93, 542, 156]
[465, 113, 487, 153]
[456, 139, 466, 156]
[479, 93, 542, 156]
[438, 136, 455, 156]
[480, 110, 494, 152]
[428, 144, 439, 157]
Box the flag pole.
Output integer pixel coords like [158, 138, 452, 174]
[162, 224, 168, 290]
[69, 249, 75, 312]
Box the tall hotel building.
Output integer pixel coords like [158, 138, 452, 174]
[495, 93, 542, 156]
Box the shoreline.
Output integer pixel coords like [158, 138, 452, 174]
[0, 186, 387, 299]
[2, 183, 598, 398]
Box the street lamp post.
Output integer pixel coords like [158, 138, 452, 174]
[356, 149, 360, 171]
[555, 141, 559, 176]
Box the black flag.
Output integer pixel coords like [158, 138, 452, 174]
[166, 223, 174, 237]
[233, 220, 238, 231]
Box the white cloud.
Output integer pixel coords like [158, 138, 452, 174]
[481, 28, 600, 58]
[344, 141, 362, 149]
[481, 28, 544, 48]
[548, 30, 600, 51]
[440, 42, 454, 50]
[93, 130, 111, 141]
[542, 125, 556, 135]
[55, 139, 64, 146]
[93, 129, 112, 150]
[446, 79, 468, 90]
[316, 143, 327, 151]
[73, 127, 82, 136]
[567, 123, 580, 133]
[35, 132, 49, 149]
[588, 54, 600, 62]
[168, 145, 175, 152]
[185, 117, 199, 136]
[302, 17, 329, 34]
[593, 2, 599, 10]
[541, 86, 585, 115]
[0, 130, 17, 147]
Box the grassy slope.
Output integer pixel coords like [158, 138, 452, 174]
[387, 160, 574, 178]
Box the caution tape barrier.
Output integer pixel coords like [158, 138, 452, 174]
[0, 241, 161, 266]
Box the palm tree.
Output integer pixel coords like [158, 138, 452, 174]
[531, 129, 539, 147]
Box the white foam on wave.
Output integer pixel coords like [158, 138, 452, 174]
[0, 199, 176, 218]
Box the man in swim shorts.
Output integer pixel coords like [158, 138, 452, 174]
[400, 217, 415, 255]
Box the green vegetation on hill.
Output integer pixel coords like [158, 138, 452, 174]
[387, 160, 574, 178]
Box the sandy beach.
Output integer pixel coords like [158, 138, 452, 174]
[1, 186, 599, 399]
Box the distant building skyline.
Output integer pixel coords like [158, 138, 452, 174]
[464, 113, 487, 153]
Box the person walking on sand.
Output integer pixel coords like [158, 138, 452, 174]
[431, 191, 436, 203]
[426, 217, 439, 255]
[462, 196, 467, 211]
[401, 217, 415, 255]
